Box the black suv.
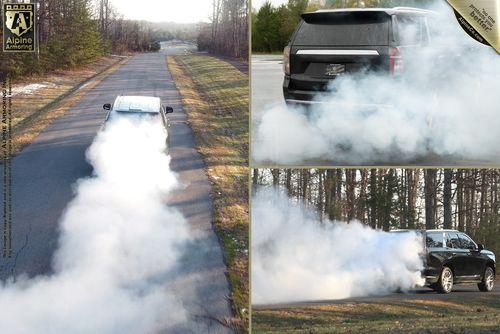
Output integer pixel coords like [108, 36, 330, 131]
[283, 7, 437, 104]
[393, 229, 496, 293]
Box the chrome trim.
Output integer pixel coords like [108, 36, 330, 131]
[296, 49, 380, 56]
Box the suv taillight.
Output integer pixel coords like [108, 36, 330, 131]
[283, 45, 291, 75]
[389, 47, 403, 76]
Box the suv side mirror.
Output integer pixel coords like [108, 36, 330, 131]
[164, 106, 173, 114]
[477, 244, 484, 252]
[103, 103, 111, 111]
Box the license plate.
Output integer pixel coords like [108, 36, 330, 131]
[325, 64, 345, 76]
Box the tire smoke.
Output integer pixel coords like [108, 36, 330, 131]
[252, 2, 500, 164]
[252, 188, 425, 305]
[0, 117, 190, 333]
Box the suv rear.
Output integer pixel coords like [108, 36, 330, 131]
[392, 229, 496, 293]
[283, 7, 436, 104]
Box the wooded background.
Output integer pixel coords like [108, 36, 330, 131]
[0, 0, 204, 78]
[198, 0, 249, 59]
[253, 169, 500, 255]
[252, 0, 434, 53]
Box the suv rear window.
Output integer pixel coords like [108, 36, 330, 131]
[294, 12, 390, 46]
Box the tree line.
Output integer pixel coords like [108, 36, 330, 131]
[253, 169, 500, 255]
[0, 0, 196, 78]
[252, 0, 435, 53]
[198, 0, 248, 59]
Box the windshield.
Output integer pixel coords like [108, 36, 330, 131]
[114, 96, 160, 113]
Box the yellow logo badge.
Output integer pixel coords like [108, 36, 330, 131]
[5, 5, 33, 36]
[3, 3, 36, 52]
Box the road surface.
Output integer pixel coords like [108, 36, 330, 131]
[251, 55, 284, 125]
[253, 283, 500, 309]
[250, 55, 500, 167]
[0, 46, 233, 333]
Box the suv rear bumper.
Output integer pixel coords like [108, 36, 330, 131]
[423, 268, 440, 285]
[284, 97, 392, 115]
[424, 275, 439, 285]
[283, 77, 318, 102]
[283, 76, 392, 111]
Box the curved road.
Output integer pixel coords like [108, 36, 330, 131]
[1, 47, 233, 333]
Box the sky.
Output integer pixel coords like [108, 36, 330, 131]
[252, 0, 288, 10]
[111, 0, 212, 23]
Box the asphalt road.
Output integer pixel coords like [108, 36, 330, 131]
[253, 282, 500, 309]
[251, 55, 284, 125]
[250, 55, 499, 167]
[0, 46, 233, 333]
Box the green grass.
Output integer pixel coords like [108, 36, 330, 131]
[252, 296, 500, 333]
[168, 54, 249, 332]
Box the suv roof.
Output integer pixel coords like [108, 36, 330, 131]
[300, 7, 437, 25]
[308, 7, 434, 16]
[113, 95, 161, 113]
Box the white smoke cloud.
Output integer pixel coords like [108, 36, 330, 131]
[0, 117, 191, 333]
[252, 1, 500, 164]
[252, 188, 425, 305]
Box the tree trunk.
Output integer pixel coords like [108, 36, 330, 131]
[346, 169, 356, 222]
[271, 169, 280, 186]
[424, 169, 437, 229]
[369, 169, 377, 228]
[443, 169, 453, 229]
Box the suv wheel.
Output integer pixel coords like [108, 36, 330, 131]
[478, 267, 495, 292]
[437, 267, 453, 294]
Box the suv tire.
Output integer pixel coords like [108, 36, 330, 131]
[478, 266, 495, 292]
[436, 267, 454, 293]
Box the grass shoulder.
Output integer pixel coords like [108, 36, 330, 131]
[4, 55, 128, 158]
[252, 295, 500, 333]
[167, 54, 249, 332]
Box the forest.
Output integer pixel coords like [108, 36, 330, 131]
[0, 0, 198, 78]
[252, 0, 436, 53]
[197, 0, 248, 59]
[253, 169, 500, 255]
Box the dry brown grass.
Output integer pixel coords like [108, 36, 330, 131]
[168, 54, 249, 332]
[252, 296, 500, 333]
[3, 56, 127, 158]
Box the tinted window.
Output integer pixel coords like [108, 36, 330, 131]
[445, 232, 461, 248]
[294, 13, 390, 46]
[426, 232, 443, 248]
[396, 15, 425, 45]
[459, 233, 476, 249]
